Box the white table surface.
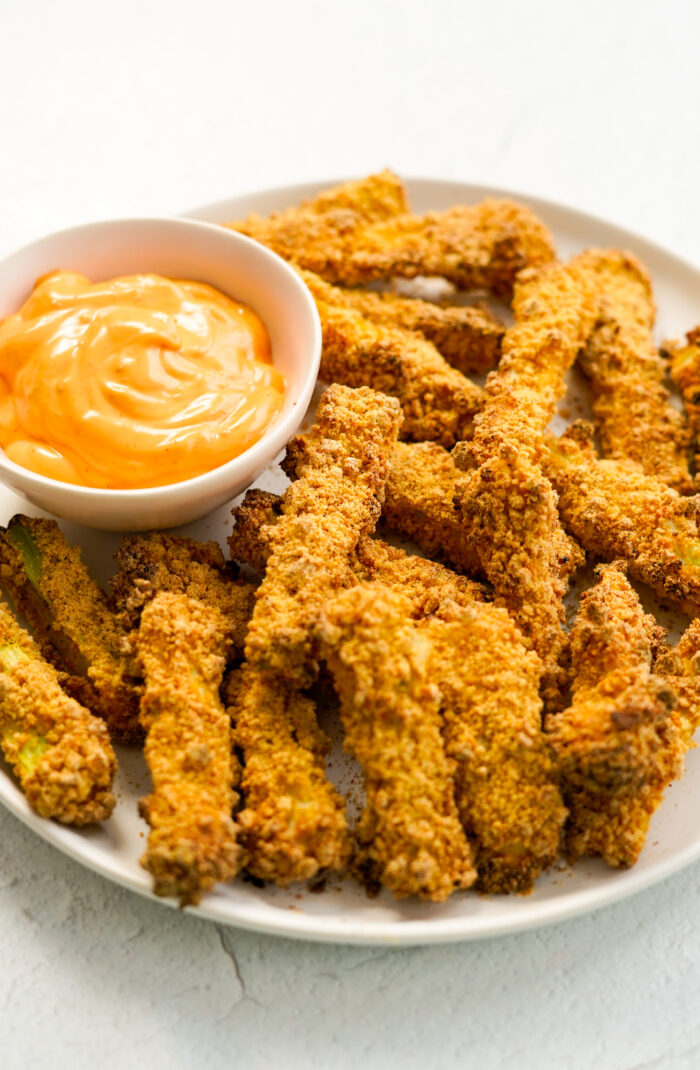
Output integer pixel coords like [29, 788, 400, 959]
[2, 1, 700, 1066]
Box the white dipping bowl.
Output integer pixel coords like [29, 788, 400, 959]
[0, 218, 321, 530]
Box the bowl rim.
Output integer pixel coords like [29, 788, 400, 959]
[0, 215, 322, 500]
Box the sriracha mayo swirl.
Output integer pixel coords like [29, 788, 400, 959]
[0, 270, 285, 489]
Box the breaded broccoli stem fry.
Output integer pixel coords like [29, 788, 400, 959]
[667, 327, 700, 476]
[425, 604, 565, 893]
[111, 532, 255, 653]
[449, 256, 599, 705]
[655, 618, 700, 746]
[0, 602, 115, 824]
[577, 250, 691, 492]
[546, 563, 684, 868]
[336, 285, 503, 376]
[318, 584, 476, 901]
[0, 516, 141, 742]
[245, 385, 402, 681]
[229, 170, 408, 278]
[333, 199, 556, 297]
[229, 487, 488, 612]
[235, 386, 401, 884]
[543, 424, 700, 612]
[137, 592, 242, 905]
[299, 269, 482, 448]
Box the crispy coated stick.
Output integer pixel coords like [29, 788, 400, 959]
[543, 423, 700, 612]
[111, 532, 255, 654]
[449, 256, 599, 705]
[0, 602, 115, 824]
[317, 583, 476, 900]
[425, 605, 566, 893]
[235, 385, 401, 884]
[299, 269, 482, 447]
[577, 250, 691, 492]
[340, 286, 503, 375]
[229, 487, 488, 612]
[0, 516, 141, 742]
[666, 327, 700, 476]
[546, 563, 683, 867]
[655, 619, 700, 747]
[137, 592, 242, 905]
[229, 170, 408, 277]
[329, 199, 556, 297]
[245, 385, 403, 681]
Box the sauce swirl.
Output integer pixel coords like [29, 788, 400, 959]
[0, 270, 284, 489]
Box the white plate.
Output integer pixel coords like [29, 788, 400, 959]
[1, 178, 700, 946]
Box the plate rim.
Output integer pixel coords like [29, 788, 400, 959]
[1, 173, 699, 946]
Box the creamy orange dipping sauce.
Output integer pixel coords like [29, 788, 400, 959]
[0, 270, 285, 489]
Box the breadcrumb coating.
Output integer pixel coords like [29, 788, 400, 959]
[546, 563, 684, 868]
[655, 618, 700, 746]
[299, 269, 482, 448]
[425, 604, 565, 893]
[543, 424, 700, 612]
[229, 487, 488, 612]
[0, 602, 115, 825]
[229, 170, 408, 278]
[334, 284, 503, 376]
[332, 199, 556, 297]
[0, 516, 141, 742]
[111, 532, 255, 654]
[667, 327, 700, 478]
[577, 250, 691, 492]
[137, 592, 242, 905]
[317, 583, 476, 901]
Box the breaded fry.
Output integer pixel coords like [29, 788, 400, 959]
[245, 385, 403, 681]
[111, 532, 255, 653]
[317, 583, 476, 901]
[0, 516, 141, 742]
[299, 269, 482, 448]
[425, 604, 566, 893]
[230, 665, 350, 884]
[382, 441, 584, 705]
[667, 327, 700, 476]
[330, 199, 556, 297]
[229, 487, 488, 612]
[230, 170, 408, 277]
[543, 423, 700, 612]
[449, 256, 599, 705]
[546, 563, 683, 868]
[0, 602, 115, 824]
[577, 250, 691, 492]
[655, 618, 700, 746]
[235, 385, 401, 884]
[137, 592, 241, 905]
[312, 279, 503, 376]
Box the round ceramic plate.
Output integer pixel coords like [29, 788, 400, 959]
[1, 177, 700, 946]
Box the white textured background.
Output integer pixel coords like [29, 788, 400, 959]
[2, 1, 700, 1066]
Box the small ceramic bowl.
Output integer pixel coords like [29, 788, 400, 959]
[0, 218, 321, 530]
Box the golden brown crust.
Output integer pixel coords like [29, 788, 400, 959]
[655, 618, 700, 745]
[137, 592, 242, 905]
[546, 563, 684, 868]
[229, 170, 408, 278]
[667, 327, 700, 478]
[0, 603, 116, 825]
[318, 583, 476, 901]
[425, 605, 565, 893]
[299, 269, 482, 448]
[0, 516, 141, 742]
[111, 532, 255, 654]
[577, 250, 691, 492]
[543, 425, 700, 612]
[337, 286, 503, 376]
[329, 199, 556, 297]
[229, 487, 488, 613]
